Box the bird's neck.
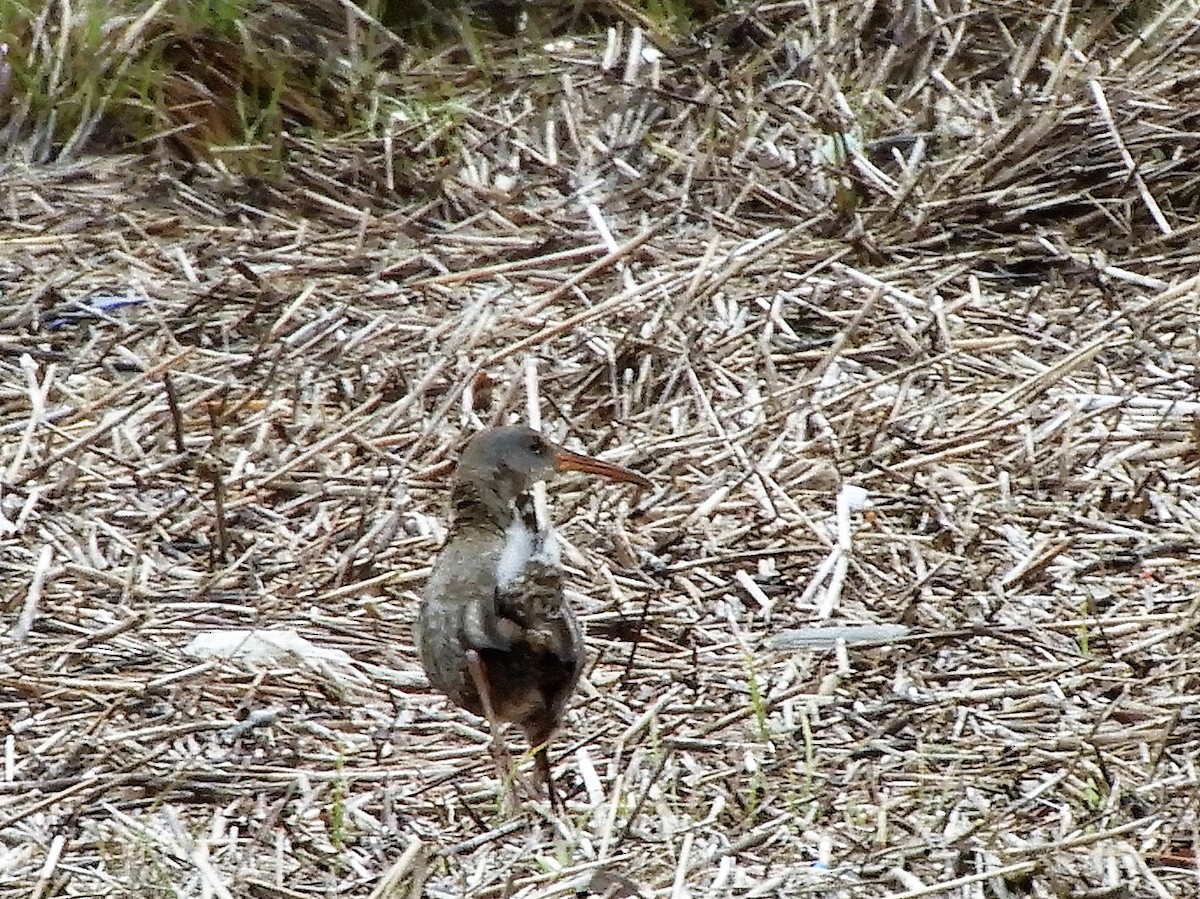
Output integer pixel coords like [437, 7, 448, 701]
[450, 480, 538, 535]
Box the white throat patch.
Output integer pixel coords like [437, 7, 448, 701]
[496, 511, 560, 591]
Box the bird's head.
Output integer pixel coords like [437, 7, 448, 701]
[455, 426, 650, 514]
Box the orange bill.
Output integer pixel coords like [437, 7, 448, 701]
[552, 447, 652, 488]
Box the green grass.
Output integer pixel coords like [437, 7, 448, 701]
[742, 649, 771, 744]
[328, 752, 349, 862]
[0, 0, 726, 166]
[175, 0, 250, 38]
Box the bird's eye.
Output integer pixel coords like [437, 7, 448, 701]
[529, 437, 547, 454]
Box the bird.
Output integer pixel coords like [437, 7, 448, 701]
[415, 426, 650, 806]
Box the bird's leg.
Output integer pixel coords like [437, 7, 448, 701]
[526, 727, 564, 811]
[465, 649, 520, 811]
[533, 743, 563, 811]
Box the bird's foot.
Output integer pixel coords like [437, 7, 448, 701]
[491, 616, 565, 658]
[523, 624, 565, 656]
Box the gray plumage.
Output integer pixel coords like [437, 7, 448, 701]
[415, 426, 649, 803]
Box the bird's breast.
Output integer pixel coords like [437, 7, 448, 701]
[496, 515, 561, 591]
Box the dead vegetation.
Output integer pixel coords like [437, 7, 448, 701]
[2, 1, 1200, 896]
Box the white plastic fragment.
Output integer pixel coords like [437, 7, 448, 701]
[841, 483, 870, 512]
[183, 629, 355, 668]
[769, 624, 912, 650]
